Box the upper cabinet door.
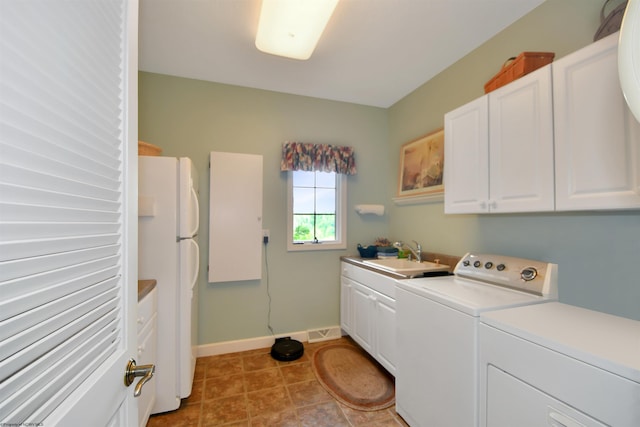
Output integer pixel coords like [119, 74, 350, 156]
[444, 96, 490, 213]
[554, 34, 640, 211]
[489, 66, 555, 213]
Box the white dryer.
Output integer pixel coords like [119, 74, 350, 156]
[395, 253, 558, 427]
[479, 302, 640, 427]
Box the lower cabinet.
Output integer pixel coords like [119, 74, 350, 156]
[340, 262, 397, 375]
[351, 281, 376, 354]
[372, 291, 397, 373]
[137, 287, 158, 427]
[340, 276, 354, 336]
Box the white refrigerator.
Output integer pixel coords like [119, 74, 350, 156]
[138, 156, 200, 414]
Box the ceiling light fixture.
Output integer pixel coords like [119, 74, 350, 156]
[255, 0, 339, 60]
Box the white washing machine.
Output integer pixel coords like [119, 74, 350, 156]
[395, 253, 558, 427]
[479, 302, 640, 427]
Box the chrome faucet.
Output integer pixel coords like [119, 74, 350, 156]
[394, 240, 422, 262]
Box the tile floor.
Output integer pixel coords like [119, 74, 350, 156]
[146, 337, 409, 427]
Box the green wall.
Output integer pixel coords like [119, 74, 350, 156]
[140, 0, 639, 347]
[139, 77, 390, 344]
[388, 0, 640, 320]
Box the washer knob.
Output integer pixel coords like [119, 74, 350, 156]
[520, 267, 538, 281]
[484, 262, 494, 269]
[496, 264, 506, 271]
[463, 260, 470, 266]
[473, 260, 481, 268]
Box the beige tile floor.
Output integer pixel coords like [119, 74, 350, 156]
[146, 337, 408, 427]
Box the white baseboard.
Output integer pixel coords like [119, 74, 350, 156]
[196, 326, 344, 358]
[196, 330, 308, 358]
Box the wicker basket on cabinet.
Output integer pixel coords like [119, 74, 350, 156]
[484, 52, 555, 93]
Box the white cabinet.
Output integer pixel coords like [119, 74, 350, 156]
[445, 34, 640, 214]
[351, 281, 375, 354]
[137, 287, 158, 427]
[340, 276, 353, 334]
[445, 66, 554, 213]
[553, 34, 640, 210]
[340, 261, 397, 375]
[444, 96, 489, 213]
[489, 67, 555, 212]
[372, 292, 397, 372]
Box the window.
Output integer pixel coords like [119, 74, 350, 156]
[287, 170, 346, 251]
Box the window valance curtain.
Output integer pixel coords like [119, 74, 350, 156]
[280, 141, 357, 175]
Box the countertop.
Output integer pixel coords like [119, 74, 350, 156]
[342, 256, 414, 279]
[341, 255, 455, 279]
[138, 279, 157, 301]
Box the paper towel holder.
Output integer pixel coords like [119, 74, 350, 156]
[354, 204, 385, 216]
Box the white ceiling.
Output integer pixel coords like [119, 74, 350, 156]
[139, 0, 546, 108]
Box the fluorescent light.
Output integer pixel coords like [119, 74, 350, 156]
[255, 0, 339, 60]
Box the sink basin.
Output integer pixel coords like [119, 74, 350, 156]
[362, 258, 450, 277]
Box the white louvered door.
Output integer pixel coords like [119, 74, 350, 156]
[0, 1, 139, 426]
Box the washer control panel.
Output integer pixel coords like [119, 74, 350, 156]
[455, 253, 558, 297]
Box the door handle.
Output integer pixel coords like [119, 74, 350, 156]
[124, 358, 155, 397]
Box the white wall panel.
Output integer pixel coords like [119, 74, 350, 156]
[208, 152, 263, 282]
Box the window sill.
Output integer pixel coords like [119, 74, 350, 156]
[287, 242, 347, 252]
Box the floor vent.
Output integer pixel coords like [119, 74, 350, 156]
[307, 327, 341, 343]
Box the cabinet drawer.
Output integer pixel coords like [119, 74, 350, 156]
[137, 312, 157, 361]
[137, 287, 157, 334]
[341, 262, 396, 298]
[137, 310, 157, 427]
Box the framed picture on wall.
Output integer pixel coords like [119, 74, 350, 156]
[397, 128, 444, 199]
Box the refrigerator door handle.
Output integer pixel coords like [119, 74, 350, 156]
[189, 186, 200, 238]
[189, 238, 200, 290]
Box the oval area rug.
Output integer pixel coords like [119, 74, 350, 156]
[311, 344, 395, 411]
